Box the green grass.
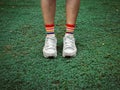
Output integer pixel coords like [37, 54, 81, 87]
[0, 0, 120, 90]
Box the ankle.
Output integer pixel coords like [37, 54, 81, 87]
[66, 24, 75, 35]
[45, 24, 55, 36]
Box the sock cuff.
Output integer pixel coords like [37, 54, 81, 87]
[45, 24, 55, 34]
[66, 24, 75, 34]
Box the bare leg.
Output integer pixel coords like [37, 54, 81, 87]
[41, 0, 56, 24]
[66, 0, 80, 24]
[62, 0, 80, 57]
[41, 0, 57, 58]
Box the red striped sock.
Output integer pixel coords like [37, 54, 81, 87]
[45, 24, 54, 34]
[66, 24, 75, 34]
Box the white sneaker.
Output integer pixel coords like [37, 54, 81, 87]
[62, 34, 77, 57]
[43, 35, 57, 58]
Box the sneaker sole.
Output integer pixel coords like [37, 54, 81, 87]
[43, 51, 57, 58]
[62, 51, 76, 57]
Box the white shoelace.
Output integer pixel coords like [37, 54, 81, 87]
[45, 37, 56, 49]
[64, 36, 75, 49]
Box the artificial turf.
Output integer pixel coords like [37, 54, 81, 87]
[0, 0, 120, 90]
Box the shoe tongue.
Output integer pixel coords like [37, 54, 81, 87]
[65, 34, 74, 37]
[47, 34, 55, 38]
